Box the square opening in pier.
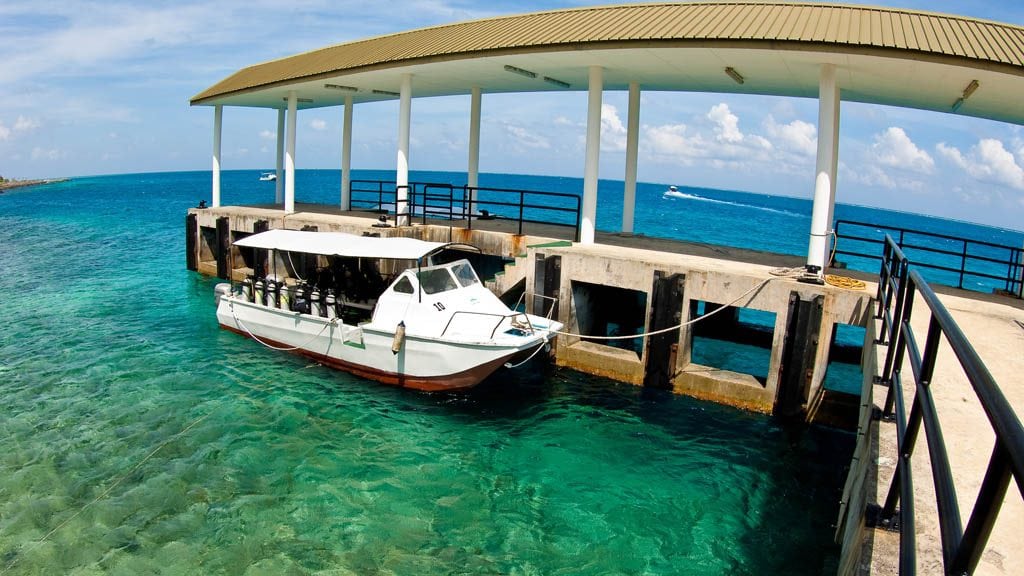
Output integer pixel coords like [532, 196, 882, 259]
[570, 280, 648, 358]
[822, 323, 867, 396]
[198, 226, 216, 264]
[689, 301, 776, 385]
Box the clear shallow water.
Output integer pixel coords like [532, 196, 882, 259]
[0, 170, 925, 574]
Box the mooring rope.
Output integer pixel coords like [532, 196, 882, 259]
[0, 411, 213, 575]
[503, 340, 550, 369]
[231, 303, 337, 351]
[541, 269, 797, 342]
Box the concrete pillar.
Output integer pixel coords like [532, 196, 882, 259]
[212, 105, 222, 207]
[396, 74, 412, 226]
[285, 91, 297, 214]
[275, 108, 284, 204]
[805, 64, 839, 280]
[622, 82, 641, 235]
[468, 86, 482, 213]
[341, 94, 353, 211]
[581, 66, 603, 245]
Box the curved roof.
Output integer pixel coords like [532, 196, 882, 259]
[191, 2, 1024, 124]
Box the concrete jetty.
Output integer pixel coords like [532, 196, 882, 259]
[187, 203, 873, 419]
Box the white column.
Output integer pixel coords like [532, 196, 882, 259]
[285, 91, 297, 214]
[580, 66, 603, 245]
[806, 64, 839, 280]
[467, 86, 482, 213]
[622, 82, 641, 235]
[275, 108, 284, 204]
[212, 105, 222, 207]
[396, 74, 412, 226]
[340, 94, 353, 211]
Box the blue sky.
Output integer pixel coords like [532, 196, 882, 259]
[2, 1, 1024, 231]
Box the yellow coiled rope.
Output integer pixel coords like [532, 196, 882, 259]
[825, 274, 866, 290]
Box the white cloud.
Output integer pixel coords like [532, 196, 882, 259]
[763, 115, 816, 156]
[937, 138, 1024, 190]
[259, 129, 275, 140]
[0, 122, 9, 141]
[13, 115, 39, 132]
[310, 119, 327, 131]
[504, 123, 549, 150]
[601, 104, 626, 151]
[30, 147, 63, 160]
[872, 127, 934, 173]
[644, 123, 703, 163]
[708, 103, 743, 143]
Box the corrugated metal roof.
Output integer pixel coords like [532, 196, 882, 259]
[191, 2, 1024, 104]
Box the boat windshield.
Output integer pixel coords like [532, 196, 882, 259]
[418, 268, 458, 295]
[451, 262, 479, 288]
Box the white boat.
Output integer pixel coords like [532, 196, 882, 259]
[214, 229, 562, 391]
[259, 172, 277, 181]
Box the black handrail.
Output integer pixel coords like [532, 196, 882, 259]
[875, 233, 1024, 575]
[836, 219, 1023, 297]
[349, 179, 582, 242]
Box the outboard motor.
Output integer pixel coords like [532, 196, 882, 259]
[214, 283, 232, 307]
[311, 288, 322, 317]
[325, 289, 337, 320]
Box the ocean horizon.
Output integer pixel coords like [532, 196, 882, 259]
[0, 168, 1017, 574]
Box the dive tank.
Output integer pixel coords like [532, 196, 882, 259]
[325, 290, 337, 320]
[242, 276, 253, 302]
[311, 288, 322, 317]
[254, 279, 265, 306]
[277, 283, 290, 310]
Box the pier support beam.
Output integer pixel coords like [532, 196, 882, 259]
[396, 74, 412, 226]
[531, 253, 561, 319]
[776, 292, 824, 417]
[215, 216, 230, 279]
[212, 105, 222, 208]
[622, 82, 641, 235]
[805, 64, 840, 281]
[276, 108, 284, 205]
[285, 91, 297, 214]
[341, 94, 353, 211]
[645, 271, 684, 389]
[581, 66, 603, 245]
[468, 86, 482, 212]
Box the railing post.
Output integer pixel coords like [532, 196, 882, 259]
[959, 241, 968, 289]
[518, 191, 524, 236]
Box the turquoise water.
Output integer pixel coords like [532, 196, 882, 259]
[0, 170, 943, 574]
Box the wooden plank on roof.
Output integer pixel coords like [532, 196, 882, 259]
[810, 6, 832, 42]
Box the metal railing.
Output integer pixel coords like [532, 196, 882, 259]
[349, 179, 582, 241]
[836, 219, 1023, 297]
[874, 234, 1024, 575]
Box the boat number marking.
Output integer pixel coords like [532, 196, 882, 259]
[433, 302, 446, 311]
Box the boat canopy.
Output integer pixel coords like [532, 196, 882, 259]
[233, 229, 451, 260]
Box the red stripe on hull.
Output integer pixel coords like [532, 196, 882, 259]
[220, 324, 511, 391]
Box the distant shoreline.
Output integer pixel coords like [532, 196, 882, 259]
[0, 178, 68, 192]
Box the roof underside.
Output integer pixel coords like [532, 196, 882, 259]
[191, 2, 1024, 124]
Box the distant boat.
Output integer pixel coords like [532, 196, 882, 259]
[259, 172, 277, 181]
[664, 185, 684, 198]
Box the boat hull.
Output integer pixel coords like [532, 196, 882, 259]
[217, 297, 552, 391]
